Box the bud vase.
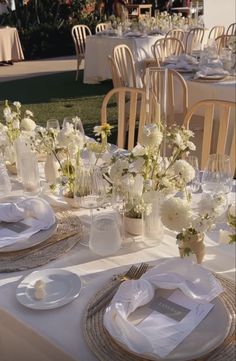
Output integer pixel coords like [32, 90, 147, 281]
[124, 216, 143, 236]
[44, 153, 59, 184]
[178, 233, 205, 264]
[143, 191, 164, 246]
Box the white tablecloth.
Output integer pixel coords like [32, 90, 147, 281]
[0, 188, 235, 361]
[0, 26, 24, 62]
[83, 34, 163, 85]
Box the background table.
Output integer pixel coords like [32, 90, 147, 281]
[83, 34, 163, 85]
[0, 188, 235, 361]
[0, 26, 24, 62]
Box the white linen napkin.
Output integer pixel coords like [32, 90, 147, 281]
[196, 66, 229, 78]
[0, 197, 56, 248]
[104, 258, 223, 359]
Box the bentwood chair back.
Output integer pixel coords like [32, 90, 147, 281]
[112, 44, 137, 88]
[208, 26, 225, 41]
[108, 55, 123, 88]
[185, 27, 205, 54]
[165, 28, 185, 43]
[71, 24, 92, 81]
[184, 99, 236, 174]
[153, 37, 185, 66]
[101, 87, 158, 150]
[143, 67, 188, 126]
[95, 23, 108, 33]
[226, 23, 236, 36]
[215, 34, 234, 54]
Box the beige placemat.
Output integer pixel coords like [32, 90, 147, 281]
[0, 211, 83, 273]
[83, 274, 235, 361]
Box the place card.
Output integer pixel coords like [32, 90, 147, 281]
[0, 221, 31, 234]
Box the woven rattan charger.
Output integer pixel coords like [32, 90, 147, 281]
[83, 274, 235, 361]
[0, 210, 83, 272]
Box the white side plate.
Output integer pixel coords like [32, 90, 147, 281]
[16, 269, 81, 310]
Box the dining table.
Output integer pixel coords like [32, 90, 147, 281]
[0, 26, 24, 63]
[83, 33, 164, 85]
[0, 172, 235, 361]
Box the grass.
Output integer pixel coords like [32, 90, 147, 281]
[0, 69, 116, 137]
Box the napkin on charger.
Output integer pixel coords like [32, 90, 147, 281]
[0, 197, 56, 248]
[196, 66, 229, 78]
[104, 258, 223, 359]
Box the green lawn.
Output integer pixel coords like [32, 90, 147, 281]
[0, 70, 116, 138]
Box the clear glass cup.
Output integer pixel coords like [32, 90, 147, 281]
[74, 166, 107, 246]
[0, 159, 12, 196]
[220, 48, 232, 72]
[20, 152, 40, 194]
[46, 119, 60, 130]
[201, 154, 232, 195]
[89, 214, 122, 256]
[62, 116, 84, 134]
[186, 155, 201, 193]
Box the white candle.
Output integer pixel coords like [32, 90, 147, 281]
[163, 68, 168, 123]
[146, 67, 150, 118]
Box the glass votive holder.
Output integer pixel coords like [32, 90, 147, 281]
[20, 152, 40, 194]
[89, 214, 122, 256]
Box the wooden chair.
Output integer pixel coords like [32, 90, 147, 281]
[112, 44, 137, 88]
[185, 27, 205, 54]
[95, 23, 108, 33]
[208, 26, 225, 41]
[101, 87, 158, 150]
[143, 67, 188, 126]
[71, 25, 92, 81]
[107, 55, 123, 88]
[153, 37, 185, 66]
[215, 35, 234, 54]
[226, 23, 236, 36]
[165, 29, 185, 43]
[183, 99, 236, 174]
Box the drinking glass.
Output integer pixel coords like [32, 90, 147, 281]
[201, 154, 232, 195]
[20, 152, 40, 194]
[62, 116, 84, 135]
[46, 119, 60, 130]
[74, 166, 106, 246]
[186, 155, 201, 193]
[0, 160, 12, 196]
[89, 214, 122, 256]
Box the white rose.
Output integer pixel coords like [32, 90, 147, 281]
[21, 117, 36, 131]
[142, 124, 163, 147]
[25, 109, 34, 117]
[161, 197, 192, 232]
[13, 101, 21, 108]
[187, 141, 196, 151]
[173, 159, 195, 183]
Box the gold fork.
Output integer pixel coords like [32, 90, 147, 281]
[87, 263, 149, 317]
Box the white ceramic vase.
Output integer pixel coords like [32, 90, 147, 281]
[124, 216, 143, 236]
[44, 153, 59, 184]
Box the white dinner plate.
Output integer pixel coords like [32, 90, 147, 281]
[0, 196, 57, 253]
[16, 269, 81, 310]
[112, 288, 230, 361]
[197, 74, 226, 80]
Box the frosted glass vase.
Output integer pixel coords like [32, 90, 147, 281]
[143, 191, 164, 246]
[44, 153, 59, 184]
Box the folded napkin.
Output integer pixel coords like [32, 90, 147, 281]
[196, 66, 229, 78]
[166, 60, 196, 72]
[104, 258, 223, 359]
[178, 53, 199, 65]
[0, 197, 56, 248]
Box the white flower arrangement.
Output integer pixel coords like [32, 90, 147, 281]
[161, 193, 227, 256]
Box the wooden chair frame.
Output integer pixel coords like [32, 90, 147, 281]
[112, 44, 137, 88]
[95, 23, 108, 33]
[185, 27, 205, 54]
[107, 55, 123, 88]
[165, 29, 185, 43]
[216, 34, 234, 54]
[143, 67, 188, 126]
[208, 25, 225, 40]
[153, 37, 185, 66]
[183, 99, 236, 174]
[71, 25, 92, 81]
[226, 23, 236, 36]
[101, 87, 158, 150]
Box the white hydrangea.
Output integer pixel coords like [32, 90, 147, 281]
[142, 124, 163, 148]
[21, 117, 36, 131]
[173, 159, 195, 183]
[161, 197, 192, 232]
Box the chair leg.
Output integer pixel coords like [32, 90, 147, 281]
[75, 58, 82, 81]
